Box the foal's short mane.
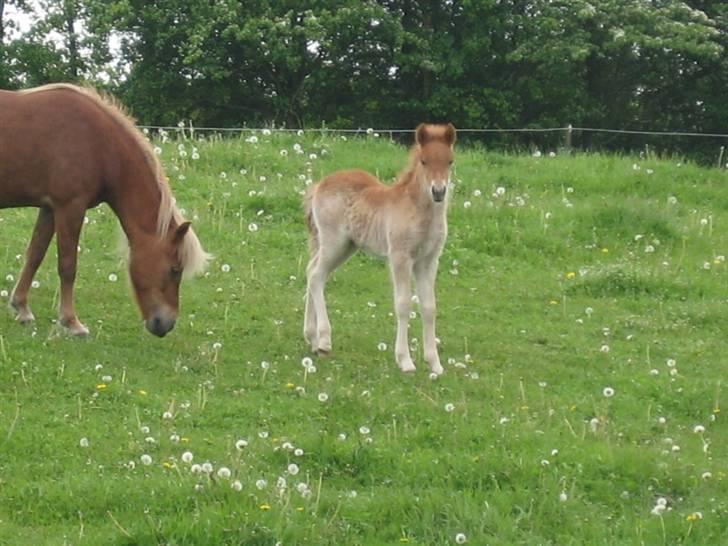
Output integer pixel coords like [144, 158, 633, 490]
[20, 84, 209, 277]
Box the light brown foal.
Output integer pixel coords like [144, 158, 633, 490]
[304, 123, 456, 374]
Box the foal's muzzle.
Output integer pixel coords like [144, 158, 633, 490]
[146, 315, 176, 337]
[432, 186, 447, 202]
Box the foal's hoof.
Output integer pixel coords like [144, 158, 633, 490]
[315, 347, 331, 357]
[398, 358, 417, 374]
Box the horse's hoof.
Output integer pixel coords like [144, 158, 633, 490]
[62, 319, 90, 337]
[316, 347, 331, 357]
[15, 311, 36, 324]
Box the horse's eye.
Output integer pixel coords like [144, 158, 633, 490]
[420, 159, 426, 166]
[449, 160, 454, 165]
[170, 266, 183, 278]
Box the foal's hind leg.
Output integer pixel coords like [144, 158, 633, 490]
[54, 205, 89, 336]
[10, 208, 55, 324]
[303, 251, 319, 347]
[306, 236, 354, 354]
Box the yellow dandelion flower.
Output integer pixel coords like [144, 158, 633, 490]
[601, 248, 609, 254]
[549, 300, 558, 305]
[570, 405, 577, 411]
[138, 389, 148, 396]
[565, 271, 576, 279]
[399, 539, 410, 543]
[259, 503, 271, 511]
[296, 507, 304, 512]
[162, 461, 173, 469]
[181, 437, 190, 443]
[285, 383, 295, 389]
[96, 384, 107, 390]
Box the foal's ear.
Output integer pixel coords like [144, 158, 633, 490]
[444, 123, 457, 147]
[415, 123, 430, 146]
[173, 221, 192, 244]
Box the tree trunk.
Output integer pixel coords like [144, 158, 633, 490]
[0, 0, 6, 45]
[64, 0, 80, 79]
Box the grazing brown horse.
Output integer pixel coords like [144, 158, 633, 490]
[0, 84, 209, 337]
[304, 123, 456, 375]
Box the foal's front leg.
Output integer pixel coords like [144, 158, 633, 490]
[11, 207, 55, 324]
[390, 253, 415, 373]
[415, 257, 444, 375]
[55, 206, 89, 336]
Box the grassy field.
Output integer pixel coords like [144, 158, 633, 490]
[1, 130, 727, 545]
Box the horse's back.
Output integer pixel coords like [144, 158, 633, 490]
[0, 86, 111, 208]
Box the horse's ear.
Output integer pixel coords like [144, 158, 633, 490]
[415, 123, 430, 146]
[173, 221, 192, 244]
[444, 123, 457, 147]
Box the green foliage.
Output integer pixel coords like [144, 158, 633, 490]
[2, 0, 726, 160]
[1, 135, 728, 544]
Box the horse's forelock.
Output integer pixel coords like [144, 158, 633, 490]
[179, 224, 211, 279]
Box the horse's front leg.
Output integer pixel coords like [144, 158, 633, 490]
[55, 205, 89, 336]
[11, 207, 55, 324]
[390, 252, 415, 373]
[415, 257, 443, 375]
[303, 252, 319, 348]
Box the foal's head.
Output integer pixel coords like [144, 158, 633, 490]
[128, 222, 203, 337]
[415, 123, 457, 203]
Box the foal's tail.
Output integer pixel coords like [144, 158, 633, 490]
[303, 185, 319, 257]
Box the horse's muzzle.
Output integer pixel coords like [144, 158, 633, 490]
[146, 315, 176, 337]
[432, 186, 447, 202]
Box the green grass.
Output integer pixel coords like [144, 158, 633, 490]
[1, 131, 727, 545]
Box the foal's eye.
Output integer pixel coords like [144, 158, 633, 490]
[420, 159, 426, 166]
[170, 266, 183, 278]
[449, 160, 454, 165]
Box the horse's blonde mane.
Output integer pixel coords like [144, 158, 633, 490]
[22, 84, 210, 277]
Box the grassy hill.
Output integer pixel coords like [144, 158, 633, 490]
[1, 130, 727, 544]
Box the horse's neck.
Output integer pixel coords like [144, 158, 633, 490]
[108, 168, 165, 245]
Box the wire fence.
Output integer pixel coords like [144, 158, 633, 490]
[138, 124, 728, 167]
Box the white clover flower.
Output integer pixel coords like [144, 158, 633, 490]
[473, 189, 482, 197]
[702, 471, 712, 480]
[658, 417, 666, 425]
[377, 342, 387, 351]
[192, 152, 200, 160]
[255, 479, 267, 490]
[318, 392, 329, 402]
[79, 437, 89, 448]
[182, 451, 193, 464]
[163, 411, 173, 420]
[108, 273, 118, 282]
[217, 467, 232, 479]
[455, 533, 467, 544]
[650, 369, 660, 376]
[666, 358, 676, 368]
[645, 244, 655, 253]
[600, 344, 610, 353]
[102, 375, 112, 383]
[309, 153, 318, 160]
[359, 426, 370, 435]
[287, 463, 299, 475]
[145, 436, 156, 444]
[693, 425, 705, 434]
[248, 223, 259, 232]
[140, 454, 152, 466]
[294, 448, 304, 456]
[231, 479, 243, 491]
[603, 387, 615, 397]
[0, 290, 7, 298]
[463, 201, 472, 209]
[221, 264, 231, 273]
[31, 280, 40, 289]
[444, 403, 455, 413]
[559, 492, 568, 502]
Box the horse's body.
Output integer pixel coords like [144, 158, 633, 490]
[0, 84, 208, 336]
[304, 123, 456, 374]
